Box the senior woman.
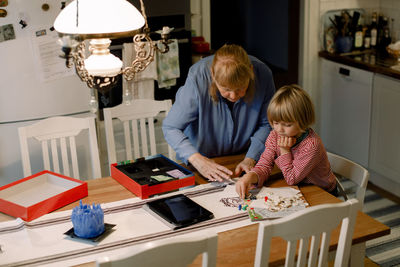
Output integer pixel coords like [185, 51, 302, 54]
[162, 44, 275, 181]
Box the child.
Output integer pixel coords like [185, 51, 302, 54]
[235, 84, 337, 199]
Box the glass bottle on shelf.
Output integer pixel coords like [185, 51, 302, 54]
[378, 16, 389, 47]
[370, 12, 378, 48]
[380, 28, 392, 55]
[378, 14, 385, 46]
[390, 18, 396, 43]
[364, 25, 371, 50]
[354, 17, 364, 50]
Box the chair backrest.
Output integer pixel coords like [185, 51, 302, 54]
[18, 116, 101, 180]
[254, 199, 360, 267]
[96, 231, 218, 267]
[327, 152, 369, 206]
[103, 99, 174, 169]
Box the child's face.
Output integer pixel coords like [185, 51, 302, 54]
[272, 121, 302, 137]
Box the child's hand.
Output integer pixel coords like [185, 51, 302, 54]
[235, 172, 258, 199]
[278, 135, 296, 154]
[234, 157, 256, 176]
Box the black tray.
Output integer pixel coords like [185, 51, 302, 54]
[115, 155, 191, 186]
[64, 223, 116, 243]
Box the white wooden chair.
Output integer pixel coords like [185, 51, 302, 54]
[103, 99, 174, 169]
[327, 152, 369, 206]
[254, 199, 359, 267]
[96, 231, 218, 267]
[18, 116, 101, 180]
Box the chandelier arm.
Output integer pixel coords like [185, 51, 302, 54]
[121, 0, 172, 81]
[122, 33, 157, 81]
[71, 41, 95, 88]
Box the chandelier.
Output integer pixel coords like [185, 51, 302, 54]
[53, 0, 171, 102]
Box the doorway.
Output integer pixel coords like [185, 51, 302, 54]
[210, 0, 300, 88]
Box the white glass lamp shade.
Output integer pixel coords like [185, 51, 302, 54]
[84, 52, 123, 77]
[84, 39, 123, 76]
[54, 0, 145, 39]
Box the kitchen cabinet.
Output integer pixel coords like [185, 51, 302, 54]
[369, 74, 400, 187]
[320, 58, 373, 168]
[320, 57, 400, 197]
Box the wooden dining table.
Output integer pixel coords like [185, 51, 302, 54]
[0, 154, 391, 267]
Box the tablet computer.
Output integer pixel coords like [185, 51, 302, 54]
[143, 194, 214, 229]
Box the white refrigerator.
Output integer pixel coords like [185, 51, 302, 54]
[0, 0, 93, 185]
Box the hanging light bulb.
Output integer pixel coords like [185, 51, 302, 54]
[84, 39, 122, 77]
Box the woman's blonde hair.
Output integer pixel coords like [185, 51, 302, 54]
[267, 84, 315, 131]
[209, 44, 255, 102]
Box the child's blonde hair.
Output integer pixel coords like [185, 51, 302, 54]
[209, 44, 255, 102]
[267, 84, 315, 131]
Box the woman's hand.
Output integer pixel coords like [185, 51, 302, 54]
[234, 157, 256, 176]
[188, 153, 233, 182]
[277, 135, 296, 155]
[235, 172, 258, 199]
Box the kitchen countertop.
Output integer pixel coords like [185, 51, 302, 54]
[319, 50, 400, 79]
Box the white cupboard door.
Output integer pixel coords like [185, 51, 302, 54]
[320, 59, 373, 168]
[370, 74, 400, 184]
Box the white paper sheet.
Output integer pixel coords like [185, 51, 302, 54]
[30, 26, 74, 82]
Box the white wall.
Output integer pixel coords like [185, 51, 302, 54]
[319, 0, 379, 15]
[380, 0, 400, 42]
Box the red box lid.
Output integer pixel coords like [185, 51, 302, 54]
[0, 170, 88, 221]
